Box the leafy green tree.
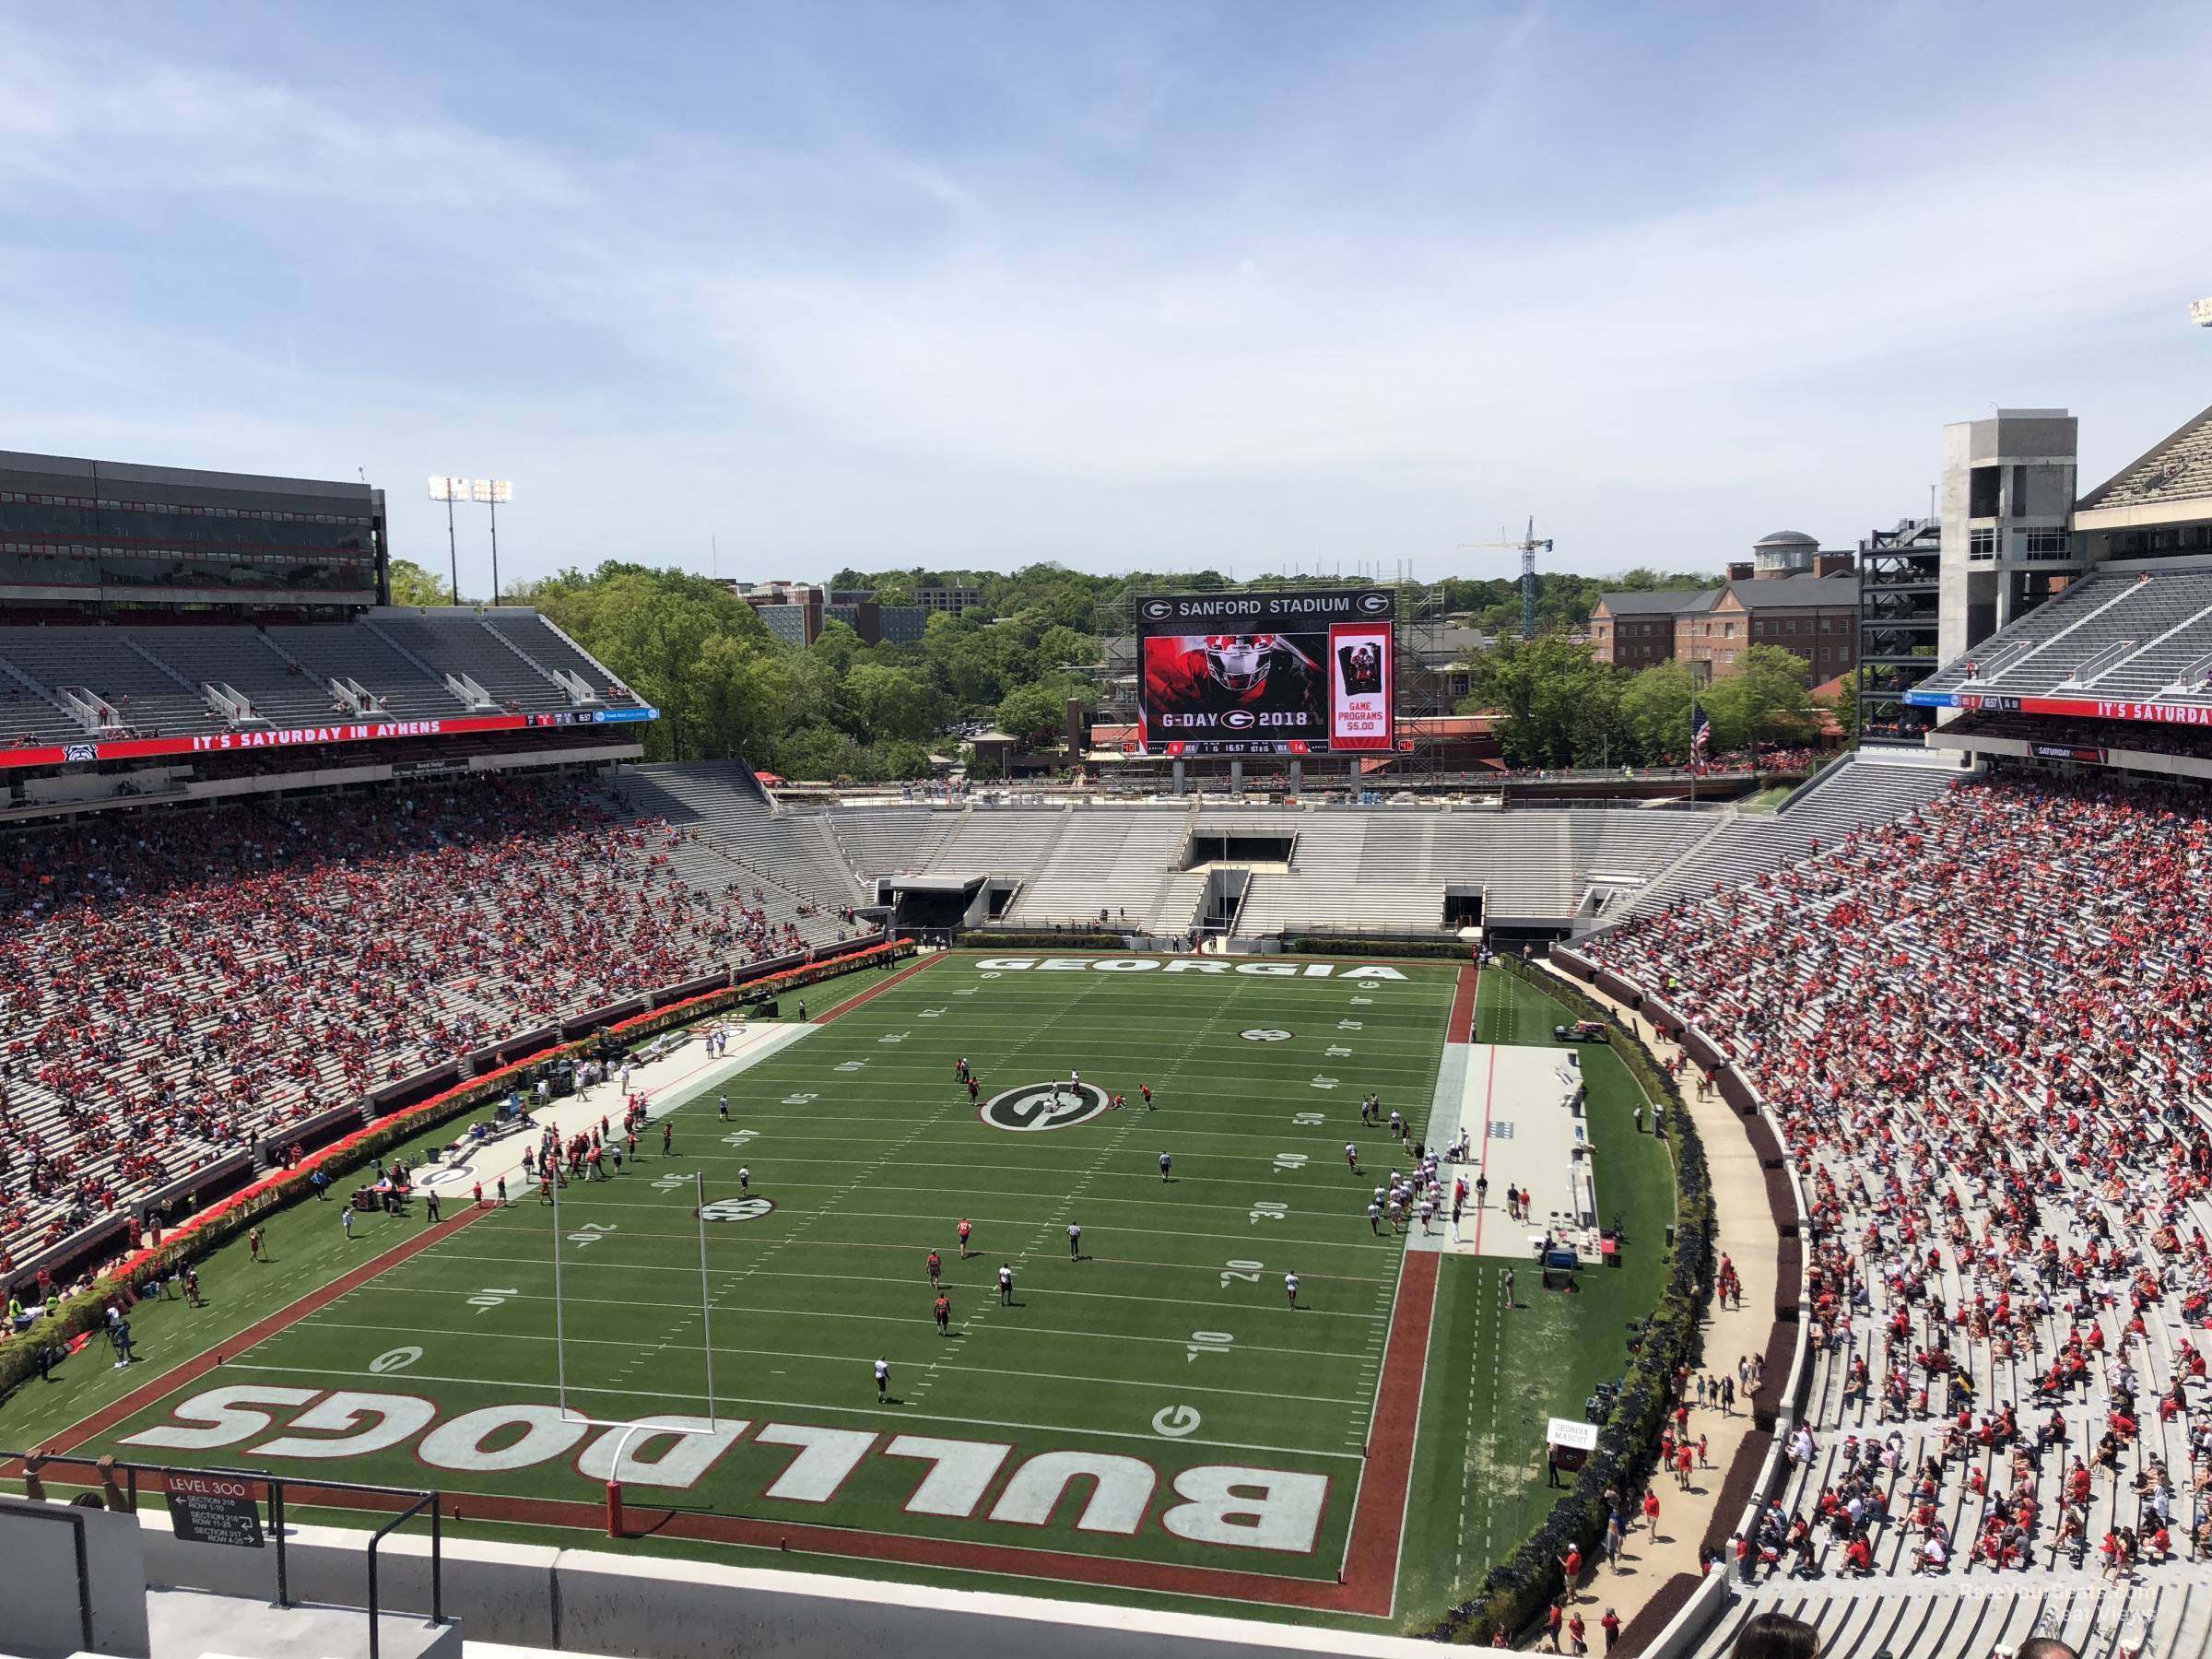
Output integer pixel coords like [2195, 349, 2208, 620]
[1821, 668, 1862, 739]
[1705, 646, 1818, 748]
[844, 662, 949, 745]
[1618, 661, 1698, 764]
[996, 679, 1085, 747]
[1035, 625, 1096, 673]
[387, 559, 451, 606]
[1460, 637, 1620, 767]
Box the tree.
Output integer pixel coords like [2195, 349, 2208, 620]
[1704, 646, 1818, 750]
[388, 559, 450, 606]
[996, 679, 1083, 747]
[1459, 637, 1621, 768]
[1820, 668, 1862, 739]
[844, 662, 949, 746]
[1618, 661, 1698, 765]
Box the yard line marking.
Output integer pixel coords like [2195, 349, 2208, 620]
[347, 1273, 1392, 1322]
[396, 1243, 1396, 1288]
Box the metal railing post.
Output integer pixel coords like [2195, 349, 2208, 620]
[430, 1495, 443, 1626]
[365, 1493, 436, 1659]
[274, 1478, 289, 1608]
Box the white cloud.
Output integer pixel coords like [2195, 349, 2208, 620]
[2, 6, 2210, 580]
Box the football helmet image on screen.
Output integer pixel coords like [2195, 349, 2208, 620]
[1143, 633, 1324, 745]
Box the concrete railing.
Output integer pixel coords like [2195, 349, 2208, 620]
[1549, 946, 1818, 1655]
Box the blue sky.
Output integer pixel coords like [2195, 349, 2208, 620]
[4, 2, 2210, 589]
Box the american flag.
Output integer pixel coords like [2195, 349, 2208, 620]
[1689, 701, 1712, 759]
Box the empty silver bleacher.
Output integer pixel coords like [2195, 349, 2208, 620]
[1921, 566, 2212, 703]
[265, 623, 464, 716]
[131, 628, 350, 724]
[614, 761, 863, 920]
[366, 612, 573, 711]
[0, 626, 215, 735]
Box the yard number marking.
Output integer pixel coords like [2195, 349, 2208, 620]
[465, 1288, 519, 1314]
[566, 1222, 618, 1250]
[782, 1093, 819, 1106]
[1248, 1200, 1288, 1225]
[1272, 1152, 1309, 1172]
[1291, 1112, 1324, 1126]
[1219, 1259, 1264, 1287]
[721, 1130, 759, 1147]
[1186, 1331, 1235, 1363]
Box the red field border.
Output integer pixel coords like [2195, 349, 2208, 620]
[1448, 961, 1481, 1041]
[23, 947, 1446, 1617]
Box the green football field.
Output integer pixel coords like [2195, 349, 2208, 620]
[6, 951, 1677, 1632]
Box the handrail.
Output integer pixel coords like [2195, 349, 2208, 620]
[6, 1445, 443, 1643]
[366, 1491, 441, 1659]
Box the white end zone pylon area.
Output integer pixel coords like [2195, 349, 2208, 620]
[1406, 1042, 1596, 1260]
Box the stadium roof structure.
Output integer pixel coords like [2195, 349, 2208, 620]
[1911, 562, 2212, 717]
[2076, 399, 2212, 511]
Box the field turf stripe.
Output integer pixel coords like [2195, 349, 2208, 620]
[33, 1199, 500, 1459]
[810, 954, 938, 1022]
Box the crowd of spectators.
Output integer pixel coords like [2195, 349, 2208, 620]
[1585, 768, 2212, 1583]
[0, 772, 861, 1268]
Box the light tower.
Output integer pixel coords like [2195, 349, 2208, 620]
[472, 478, 513, 602]
[427, 477, 467, 604]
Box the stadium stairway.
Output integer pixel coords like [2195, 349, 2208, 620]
[1695, 1571, 2208, 1659]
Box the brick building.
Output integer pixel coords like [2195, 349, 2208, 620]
[1590, 532, 1858, 687]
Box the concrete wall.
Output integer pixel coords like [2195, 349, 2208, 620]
[141, 1515, 1451, 1659]
[0, 1497, 153, 1658]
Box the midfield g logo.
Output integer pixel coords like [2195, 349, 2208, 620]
[980, 1081, 1113, 1133]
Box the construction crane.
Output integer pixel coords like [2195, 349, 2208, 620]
[1460, 518, 1554, 640]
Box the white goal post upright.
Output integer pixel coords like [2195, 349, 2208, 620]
[697, 1170, 718, 1430]
[550, 1163, 570, 1418]
[546, 1154, 718, 1430]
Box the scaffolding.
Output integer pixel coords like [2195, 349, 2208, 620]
[1856, 519, 1942, 743]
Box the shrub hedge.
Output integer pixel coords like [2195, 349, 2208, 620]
[1286, 936, 1471, 959]
[1422, 954, 1715, 1644]
[0, 940, 913, 1403]
[955, 931, 1126, 950]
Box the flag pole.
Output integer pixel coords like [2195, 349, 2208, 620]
[696, 1171, 717, 1429]
[1688, 696, 1698, 808]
